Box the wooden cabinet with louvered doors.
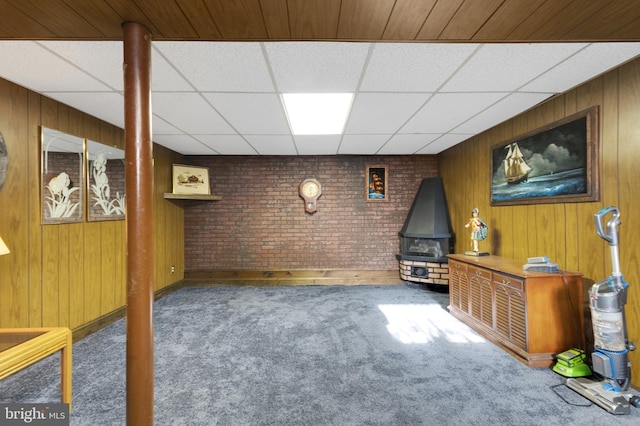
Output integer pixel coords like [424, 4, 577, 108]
[493, 272, 526, 351]
[469, 266, 492, 327]
[448, 259, 467, 313]
[447, 254, 583, 368]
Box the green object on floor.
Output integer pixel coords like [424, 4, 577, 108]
[553, 348, 592, 378]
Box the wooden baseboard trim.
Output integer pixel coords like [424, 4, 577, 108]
[71, 280, 186, 342]
[184, 269, 403, 286]
[72, 306, 125, 342]
[154, 279, 186, 300]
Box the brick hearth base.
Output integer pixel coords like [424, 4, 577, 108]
[399, 259, 449, 286]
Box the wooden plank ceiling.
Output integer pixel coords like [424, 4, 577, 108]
[0, 0, 639, 42]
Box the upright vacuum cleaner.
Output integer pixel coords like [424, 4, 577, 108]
[565, 206, 639, 414]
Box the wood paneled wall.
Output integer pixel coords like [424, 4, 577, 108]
[0, 77, 184, 330]
[439, 57, 640, 386]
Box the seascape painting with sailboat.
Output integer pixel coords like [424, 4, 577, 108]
[491, 111, 597, 205]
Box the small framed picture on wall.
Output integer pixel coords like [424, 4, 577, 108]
[366, 164, 388, 202]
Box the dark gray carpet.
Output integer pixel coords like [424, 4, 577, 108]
[2, 284, 640, 425]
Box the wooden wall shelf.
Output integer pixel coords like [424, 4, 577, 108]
[447, 254, 583, 368]
[163, 193, 221, 201]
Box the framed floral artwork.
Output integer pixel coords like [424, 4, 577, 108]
[87, 140, 125, 221]
[41, 127, 85, 224]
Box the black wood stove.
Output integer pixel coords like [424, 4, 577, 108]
[396, 177, 453, 287]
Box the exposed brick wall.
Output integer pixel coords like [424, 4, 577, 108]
[183, 155, 437, 270]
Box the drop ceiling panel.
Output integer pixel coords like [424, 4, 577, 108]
[345, 93, 431, 134]
[401, 93, 507, 133]
[1, 39, 639, 156]
[265, 42, 371, 92]
[360, 43, 479, 91]
[416, 133, 474, 154]
[194, 135, 258, 155]
[521, 43, 640, 92]
[0, 41, 111, 92]
[442, 43, 588, 92]
[152, 116, 183, 135]
[245, 135, 298, 155]
[153, 135, 218, 155]
[453, 93, 553, 134]
[338, 134, 391, 155]
[152, 92, 236, 134]
[378, 134, 441, 155]
[150, 50, 196, 92]
[154, 42, 275, 92]
[202, 93, 290, 134]
[38, 41, 123, 90]
[294, 135, 342, 155]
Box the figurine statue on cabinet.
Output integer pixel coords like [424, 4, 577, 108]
[464, 208, 489, 256]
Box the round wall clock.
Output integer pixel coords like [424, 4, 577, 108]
[299, 178, 322, 213]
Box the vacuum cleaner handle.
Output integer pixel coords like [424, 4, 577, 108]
[594, 206, 620, 246]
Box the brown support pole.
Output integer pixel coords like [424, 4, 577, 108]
[122, 21, 154, 426]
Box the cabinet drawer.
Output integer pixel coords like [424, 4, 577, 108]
[450, 261, 467, 272]
[469, 266, 491, 281]
[493, 272, 524, 291]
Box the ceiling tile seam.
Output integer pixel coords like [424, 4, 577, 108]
[149, 102, 226, 155]
[512, 43, 592, 93]
[411, 133, 447, 154]
[426, 91, 553, 146]
[410, 92, 521, 153]
[152, 44, 199, 92]
[196, 91, 278, 94]
[412, 135, 447, 155]
[434, 43, 484, 94]
[38, 40, 261, 155]
[415, 88, 554, 153]
[373, 43, 484, 154]
[189, 133, 293, 136]
[335, 43, 376, 155]
[181, 135, 222, 155]
[192, 92, 260, 154]
[372, 91, 438, 155]
[260, 42, 299, 155]
[34, 41, 118, 92]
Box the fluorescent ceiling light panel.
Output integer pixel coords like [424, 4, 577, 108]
[282, 93, 353, 135]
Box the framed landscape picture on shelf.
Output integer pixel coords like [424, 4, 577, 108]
[172, 164, 210, 195]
